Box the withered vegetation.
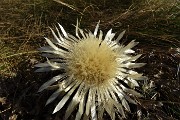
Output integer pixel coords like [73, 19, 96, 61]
[0, 0, 179, 119]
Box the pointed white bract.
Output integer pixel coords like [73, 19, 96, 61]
[36, 20, 147, 120]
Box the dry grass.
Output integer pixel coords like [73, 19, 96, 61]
[0, 0, 179, 119]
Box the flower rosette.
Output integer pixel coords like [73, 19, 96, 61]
[35, 20, 147, 120]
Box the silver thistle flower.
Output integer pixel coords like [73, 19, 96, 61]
[35, 20, 147, 120]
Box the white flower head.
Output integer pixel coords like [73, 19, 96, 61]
[35, 20, 147, 120]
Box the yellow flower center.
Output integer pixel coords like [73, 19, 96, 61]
[67, 37, 117, 86]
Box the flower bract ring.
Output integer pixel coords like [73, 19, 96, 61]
[35, 20, 147, 120]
